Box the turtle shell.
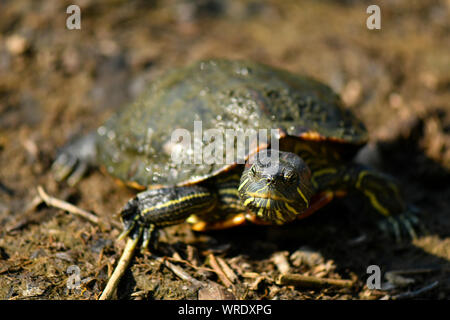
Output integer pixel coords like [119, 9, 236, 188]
[96, 59, 368, 188]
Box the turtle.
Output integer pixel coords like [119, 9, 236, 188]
[52, 58, 422, 249]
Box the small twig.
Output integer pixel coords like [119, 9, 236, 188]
[171, 251, 183, 261]
[242, 272, 261, 279]
[216, 256, 239, 283]
[277, 273, 354, 289]
[186, 245, 201, 267]
[157, 257, 204, 288]
[24, 195, 44, 213]
[130, 290, 146, 297]
[391, 281, 439, 300]
[166, 256, 240, 286]
[37, 185, 121, 230]
[207, 254, 234, 288]
[99, 237, 139, 300]
[37, 186, 102, 225]
[165, 256, 216, 273]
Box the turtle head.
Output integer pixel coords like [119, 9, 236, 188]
[238, 150, 314, 224]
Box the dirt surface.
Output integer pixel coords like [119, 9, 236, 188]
[0, 0, 449, 300]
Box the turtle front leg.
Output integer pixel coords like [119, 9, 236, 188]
[315, 164, 424, 241]
[119, 185, 217, 250]
[348, 164, 424, 241]
[51, 132, 98, 186]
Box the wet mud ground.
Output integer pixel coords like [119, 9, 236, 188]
[0, 0, 449, 300]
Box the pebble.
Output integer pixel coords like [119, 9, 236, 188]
[5, 35, 28, 55]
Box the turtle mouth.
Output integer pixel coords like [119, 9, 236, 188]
[241, 195, 300, 225]
[246, 192, 293, 203]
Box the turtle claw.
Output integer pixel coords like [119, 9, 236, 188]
[66, 161, 89, 186]
[52, 152, 79, 182]
[119, 196, 160, 252]
[51, 133, 97, 186]
[141, 225, 160, 252]
[118, 220, 136, 241]
[377, 206, 425, 242]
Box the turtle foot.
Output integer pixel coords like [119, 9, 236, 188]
[118, 196, 160, 252]
[51, 132, 97, 186]
[377, 205, 427, 242]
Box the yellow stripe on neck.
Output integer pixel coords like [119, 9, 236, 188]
[141, 192, 210, 215]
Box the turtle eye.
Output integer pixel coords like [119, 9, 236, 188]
[283, 171, 296, 182]
[250, 165, 257, 176]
